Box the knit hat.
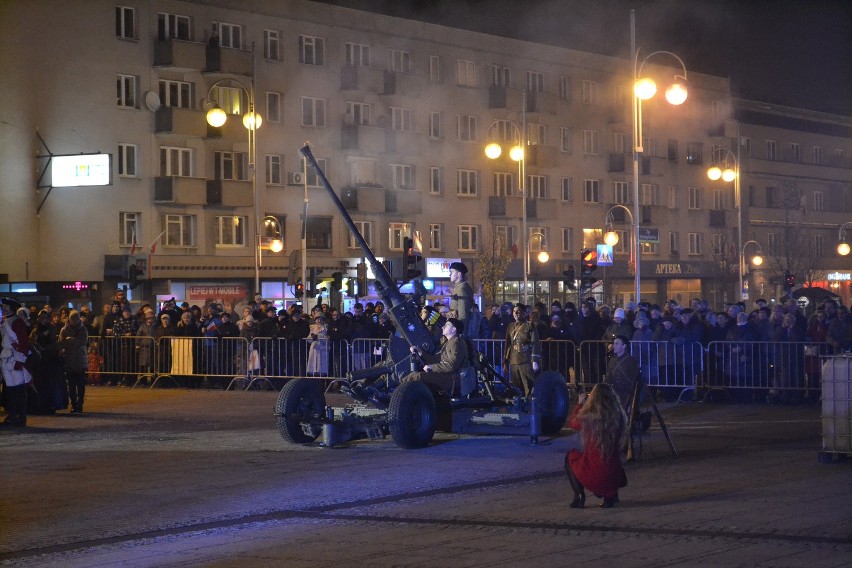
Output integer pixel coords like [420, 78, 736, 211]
[614, 308, 625, 319]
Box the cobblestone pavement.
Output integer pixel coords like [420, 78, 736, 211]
[1, 386, 850, 567]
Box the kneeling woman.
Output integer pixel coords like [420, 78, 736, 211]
[564, 383, 627, 508]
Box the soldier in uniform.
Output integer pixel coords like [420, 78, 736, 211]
[504, 303, 541, 396]
[448, 261, 473, 334]
[405, 318, 469, 394]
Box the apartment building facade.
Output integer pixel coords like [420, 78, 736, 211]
[1, 0, 846, 310]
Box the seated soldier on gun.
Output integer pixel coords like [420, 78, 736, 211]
[404, 318, 468, 394]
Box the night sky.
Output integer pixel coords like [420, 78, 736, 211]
[317, 0, 851, 115]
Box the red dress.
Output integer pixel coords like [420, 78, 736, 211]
[565, 406, 627, 498]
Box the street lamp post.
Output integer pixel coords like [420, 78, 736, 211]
[484, 90, 529, 303]
[602, 203, 636, 265]
[706, 146, 744, 298]
[837, 221, 852, 256]
[205, 42, 262, 295]
[527, 232, 549, 279]
[631, 9, 688, 304]
[740, 240, 764, 297]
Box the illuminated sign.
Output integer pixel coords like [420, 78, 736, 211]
[638, 227, 660, 243]
[186, 283, 249, 301]
[426, 258, 461, 279]
[596, 244, 614, 267]
[62, 281, 90, 291]
[827, 272, 851, 281]
[51, 154, 112, 187]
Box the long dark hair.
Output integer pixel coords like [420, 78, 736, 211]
[577, 383, 627, 460]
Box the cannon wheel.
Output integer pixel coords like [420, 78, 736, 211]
[388, 381, 437, 449]
[533, 371, 571, 435]
[275, 379, 325, 444]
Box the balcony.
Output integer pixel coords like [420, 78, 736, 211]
[524, 90, 557, 115]
[709, 209, 728, 228]
[527, 198, 557, 220]
[385, 129, 422, 155]
[526, 145, 557, 167]
[341, 124, 386, 153]
[609, 153, 627, 173]
[154, 39, 205, 70]
[385, 189, 421, 215]
[641, 156, 668, 176]
[206, 179, 253, 207]
[204, 46, 252, 75]
[155, 107, 207, 136]
[381, 71, 421, 97]
[339, 65, 384, 93]
[488, 196, 506, 217]
[340, 185, 385, 213]
[487, 86, 525, 110]
[154, 176, 207, 205]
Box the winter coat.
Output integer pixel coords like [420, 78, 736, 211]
[60, 321, 89, 372]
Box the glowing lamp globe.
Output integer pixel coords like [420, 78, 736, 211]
[484, 143, 502, 160]
[722, 168, 737, 182]
[604, 231, 619, 247]
[839, 241, 851, 256]
[634, 77, 657, 100]
[509, 145, 524, 162]
[751, 254, 763, 267]
[707, 166, 722, 181]
[537, 251, 550, 263]
[206, 106, 227, 127]
[665, 82, 688, 105]
[270, 238, 284, 253]
[242, 111, 262, 130]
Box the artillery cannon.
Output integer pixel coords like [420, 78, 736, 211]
[274, 144, 570, 448]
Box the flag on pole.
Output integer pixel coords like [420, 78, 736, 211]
[129, 229, 138, 255]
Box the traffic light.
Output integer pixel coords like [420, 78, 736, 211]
[331, 271, 343, 292]
[402, 236, 422, 282]
[356, 262, 368, 296]
[783, 271, 795, 290]
[580, 249, 598, 290]
[308, 267, 319, 298]
[294, 279, 304, 299]
[562, 265, 576, 290]
[128, 263, 143, 289]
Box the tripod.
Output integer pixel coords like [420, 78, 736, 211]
[625, 375, 677, 461]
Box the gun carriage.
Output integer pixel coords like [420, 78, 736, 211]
[273, 144, 570, 448]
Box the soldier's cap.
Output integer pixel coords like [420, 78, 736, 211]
[0, 296, 23, 310]
[446, 317, 464, 334]
[584, 297, 597, 305]
[449, 261, 468, 275]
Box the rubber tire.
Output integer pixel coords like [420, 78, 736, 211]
[532, 371, 571, 435]
[388, 381, 437, 449]
[275, 378, 325, 444]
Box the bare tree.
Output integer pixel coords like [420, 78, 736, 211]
[474, 232, 512, 306]
[768, 182, 824, 287]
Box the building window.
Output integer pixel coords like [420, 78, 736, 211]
[813, 191, 824, 211]
[456, 59, 476, 87]
[814, 234, 824, 257]
[789, 142, 801, 162]
[668, 185, 678, 209]
[491, 64, 511, 87]
[164, 214, 196, 247]
[641, 242, 659, 255]
[158, 79, 192, 109]
[157, 13, 190, 40]
[116, 6, 135, 39]
[613, 132, 628, 154]
[306, 217, 332, 250]
[583, 130, 599, 155]
[391, 107, 413, 131]
[711, 100, 724, 121]
[741, 136, 751, 156]
[711, 233, 724, 256]
[213, 22, 242, 49]
[119, 212, 139, 247]
[559, 76, 572, 101]
[345, 42, 370, 67]
[215, 216, 247, 247]
[560, 127, 573, 153]
[350, 221, 373, 249]
[118, 144, 137, 177]
[814, 146, 824, 165]
[457, 115, 477, 142]
[685, 142, 703, 164]
[430, 224, 443, 250]
[528, 227, 548, 251]
[613, 181, 630, 204]
[457, 170, 479, 196]
[612, 230, 629, 254]
[301, 157, 328, 188]
[767, 232, 778, 256]
[526, 71, 544, 93]
[688, 186, 701, 209]
[263, 29, 280, 60]
[428, 111, 442, 138]
[766, 139, 777, 161]
[583, 179, 600, 203]
[266, 155, 282, 185]
[299, 35, 325, 65]
[712, 188, 724, 210]
[641, 183, 658, 206]
[496, 225, 517, 250]
[209, 85, 244, 116]
[429, 55, 441, 83]
[642, 136, 657, 157]
[391, 163, 413, 190]
[669, 232, 679, 254]
[347, 101, 371, 126]
[390, 49, 411, 73]
[301, 97, 326, 127]
[116, 74, 137, 108]
[494, 172, 513, 197]
[388, 223, 409, 250]
[527, 175, 547, 198]
[582, 80, 599, 104]
[458, 225, 479, 252]
[266, 92, 281, 123]
[667, 139, 679, 162]
[429, 167, 443, 194]
[560, 177, 573, 202]
[688, 232, 703, 255]
[159, 146, 192, 177]
[561, 228, 573, 252]
[214, 151, 247, 181]
[527, 123, 545, 146]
